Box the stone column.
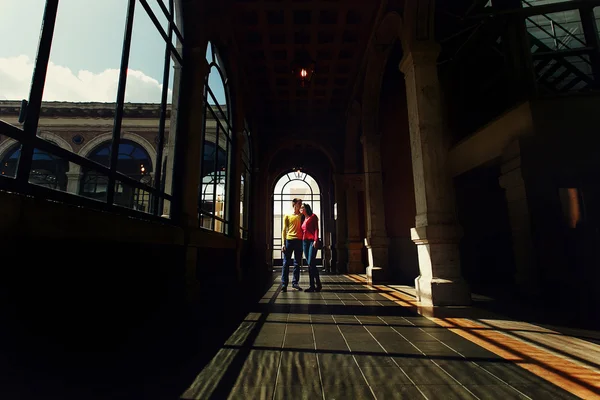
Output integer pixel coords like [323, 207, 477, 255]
[66, 165, 81, 195]
[360, 134, 389, 283]
[177, 47, 210, 303]
[499, 140, 538, 294]
[346, 186, 364, 274]
[400, 42, 470, 306]
[334, 174, 348, 274]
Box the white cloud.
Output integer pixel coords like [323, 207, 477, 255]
[0, 55, 171, 103]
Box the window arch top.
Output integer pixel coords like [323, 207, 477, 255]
[273, 171, 321, 196]
[205, 42, 231, 120]
[88, 139, 153, 173]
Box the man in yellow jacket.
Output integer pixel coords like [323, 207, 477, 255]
[281, 198, 304, 292]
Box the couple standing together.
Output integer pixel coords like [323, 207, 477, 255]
[280, 198, 322, 292]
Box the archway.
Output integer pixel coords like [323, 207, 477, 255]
[1, 142, 69, 191]
[272, 170, 323, 268]
[79, 139, 154, 212]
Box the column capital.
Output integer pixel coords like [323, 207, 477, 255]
[399, 41, 441, 73]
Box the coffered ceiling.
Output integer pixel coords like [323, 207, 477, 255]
[230, 0, 383, 126]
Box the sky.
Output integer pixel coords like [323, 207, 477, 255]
[0, 0, 226, 104]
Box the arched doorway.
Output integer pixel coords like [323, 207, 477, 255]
[272, 170, 323, 268]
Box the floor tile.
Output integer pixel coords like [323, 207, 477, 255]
[416, 384, 479, 400]
[370, 384, 426, 399]
[321, 382, 375, 400]
[227, 385, 275, 400]
[273, 384, 323, 400]
[276, 352, 320, 387]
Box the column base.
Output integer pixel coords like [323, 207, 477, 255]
[366, 266, 387, 285]
[415, 276, 471, 306]
[347, 261, 364, 274]
[365, 236, 389, 278]
[347, 240, 364, 274]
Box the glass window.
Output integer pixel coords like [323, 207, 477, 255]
[199, 42, 233, 234]
[81, 139, 153, 210]
[0, 0, 184, 220]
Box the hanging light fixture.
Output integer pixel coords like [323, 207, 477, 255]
[291, 49, 316, 88]
[292, 166, 303, 179]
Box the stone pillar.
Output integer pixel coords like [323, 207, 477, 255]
[400, 42, 470, 306]
[360, 134, 389, 283]
[499, 140, 538, 294]
[177, 47, 210, 303]
[334, 174, 348, 274]
[66, 165, 81, 195]
[346, 187, 364, 274]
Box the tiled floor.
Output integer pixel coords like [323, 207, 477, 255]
[181, 275, 600, 400]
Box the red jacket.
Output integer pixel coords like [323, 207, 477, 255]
[302, 214, 319, 241]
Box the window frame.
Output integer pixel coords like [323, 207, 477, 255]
[0, 0, 184, 222]
[199, 41, 234, 234]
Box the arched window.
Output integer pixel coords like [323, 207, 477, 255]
[1, 143, 68, 191]
[199, 42, 233, 234]
[240, 123, 252, 239]
[80, 140, 153, 212]
[272, 171, 322, 266]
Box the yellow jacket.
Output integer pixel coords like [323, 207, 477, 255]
[282, 213, 302, 240]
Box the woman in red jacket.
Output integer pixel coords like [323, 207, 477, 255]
[300, 203, 322, 292]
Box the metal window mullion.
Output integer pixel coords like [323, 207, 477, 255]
[161, 0, 184, 45]
[197, 89, 210, 227]
[138, 0, 182, 65]
[0, 121, 25, 140]
[168, 0, 184, 45]
[152, 22, 173, 215]
[224, 135, 232, 232]
[206, 85, 230, 129]
[211, 125, 220, 231]
[16, 0, 59, 187]
[108, 0, 136, 205]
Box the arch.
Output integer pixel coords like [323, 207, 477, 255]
[38, 131, 74, 153]
[205, 41, 232, 118]
[0, 131, 73, 160]
[375, 11, 404, 50]
[82, 138, 154, 175]
[78, 132, 156, 162]
[267, 139, 338, 175]
[79, 139, 154, 211]
[0, 142, 69, 190]
[363, 12, 404, 138]
[0, 138, 17, 159]
[271, 170, 323, 267]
